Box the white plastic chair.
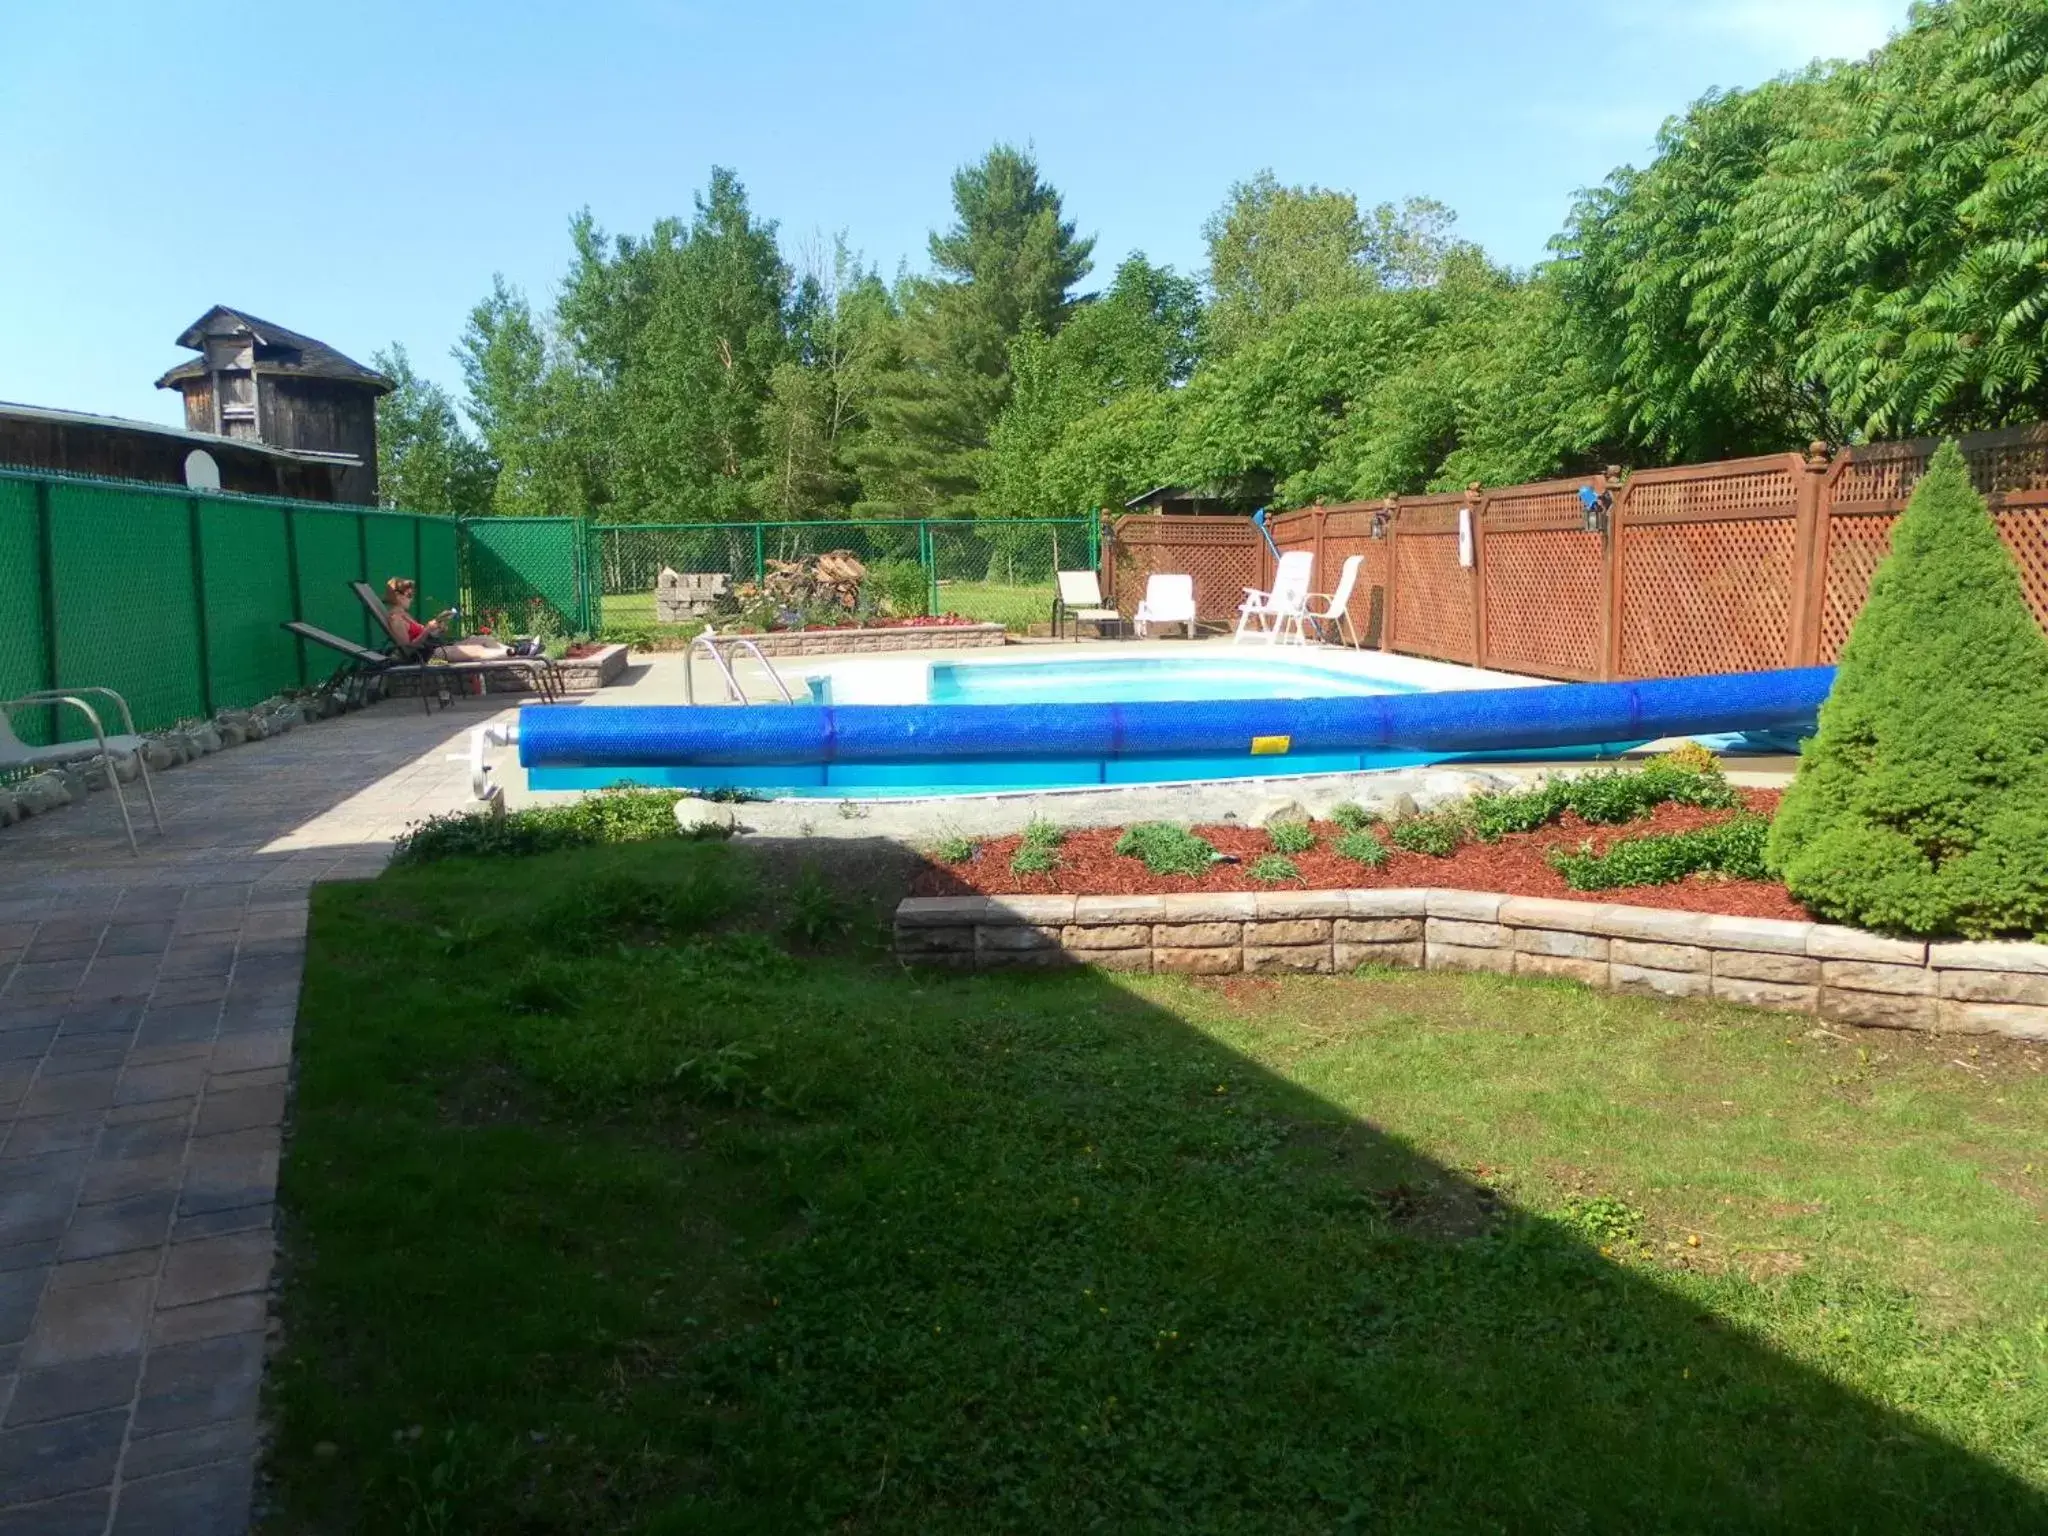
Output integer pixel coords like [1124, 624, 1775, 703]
[1234, 551, 1315, 644]
[1303, 554, 1366, 647]
[1, 688, 163, 854]
[1052, 571, 1124, 640]
[1133, 574, 1197, 639]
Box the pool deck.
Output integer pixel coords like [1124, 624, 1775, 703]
[0, 635, 1792, 1530]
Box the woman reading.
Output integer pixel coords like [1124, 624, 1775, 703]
[381, 578, 512, 662]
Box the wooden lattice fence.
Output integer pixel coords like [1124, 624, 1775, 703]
[1100, 422, 2048, 679]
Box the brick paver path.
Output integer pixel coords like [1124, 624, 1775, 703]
[0, 699, 506, 1533]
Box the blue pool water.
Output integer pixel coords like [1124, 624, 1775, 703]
[924, 656, 1422, 704]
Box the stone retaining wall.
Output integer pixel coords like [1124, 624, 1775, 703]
[728, 624, 1006, 657]
[894, 890, 2048, 1042]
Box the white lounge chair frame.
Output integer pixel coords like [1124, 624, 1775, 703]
[1304, 553, 1366, 647]
[1133, 574, 1197, 639]
[1234, 550, 1316, 644]
[1053, 571, 1124, 639]
[1, 688, 163, 855]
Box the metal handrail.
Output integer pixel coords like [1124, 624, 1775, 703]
[724, 639, 794, 702]
[684, 632, 745, 705]
[683, 631, 793, 705]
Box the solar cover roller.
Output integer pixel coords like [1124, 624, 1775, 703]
[519, 667, 1835, 768]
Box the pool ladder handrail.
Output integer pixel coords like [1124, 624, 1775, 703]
[685, 629, 794, 705]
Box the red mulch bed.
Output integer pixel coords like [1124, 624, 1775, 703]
[562, 642, 609, 660]
[909, 789, 1812, 921]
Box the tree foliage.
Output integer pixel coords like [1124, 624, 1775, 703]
[374, 2, 2048, 527]
[373, 345, 491, 515]
[1768, 443, 2048, 936]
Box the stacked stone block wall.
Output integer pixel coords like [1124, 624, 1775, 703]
[895, 890, 2048, 1043]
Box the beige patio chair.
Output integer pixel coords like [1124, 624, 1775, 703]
[1, 688, 163, 854]
[1052, 571, 1124, 640]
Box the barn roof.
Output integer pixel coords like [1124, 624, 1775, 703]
[0, 399, 362, 466]
[154, 307, 394, 394]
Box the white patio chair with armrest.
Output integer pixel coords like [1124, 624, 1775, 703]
[1303, 553, 1366, 647]
[1, 688, 163, 855]
[1233, 550, 1315, 644]
[1133, 574, 1197, 639]
[1052, 571, 1124, 640]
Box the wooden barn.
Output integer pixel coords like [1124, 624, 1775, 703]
[0, 401, 362, 500]
[156, 307, 392, 505]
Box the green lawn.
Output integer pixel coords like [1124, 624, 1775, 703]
[597, 579, 1053, 637]
[273, 839, 2048, 1533]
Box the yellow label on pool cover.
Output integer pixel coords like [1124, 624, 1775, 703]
[1249, 734, 1292, 756]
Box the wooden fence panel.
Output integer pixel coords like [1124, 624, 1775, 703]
[1477, 479, 1603, 680]
[1818, 425, 2048, 662]
[1613, 456, 1803, 678]
[1105, 514, 1258, 624]
[1316, 504, 1391, 648]
[1388, 494, 1476, 665]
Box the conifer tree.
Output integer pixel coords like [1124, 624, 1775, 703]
[1767, 442, 2048, 936]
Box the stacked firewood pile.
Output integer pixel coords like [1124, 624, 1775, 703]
[728, 551, 868, 617]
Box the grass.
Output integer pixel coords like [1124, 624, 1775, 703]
[1265, 820, 1317, 855]
[1247, 853, 1301, 883]
[274, 841, 2048, 1533]
[600, 579, 1056, 638]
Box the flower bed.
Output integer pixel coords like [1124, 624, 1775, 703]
[912, 791, 1806, 921]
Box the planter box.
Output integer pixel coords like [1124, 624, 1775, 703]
[638, 623, 1008, 655]
[895, 889, 2048, 1044]
[386, 643, 629, 697]
[716, 624, 1007, 657]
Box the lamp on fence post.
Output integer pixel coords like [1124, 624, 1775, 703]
[1577, 482, 1612, 535]
[1369, 495, 1394, 540]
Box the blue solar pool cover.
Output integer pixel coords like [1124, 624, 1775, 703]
[520, 667, 1834, 769]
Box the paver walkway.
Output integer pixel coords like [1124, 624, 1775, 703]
[0, 699, 507, 1534]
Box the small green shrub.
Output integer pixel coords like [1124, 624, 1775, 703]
[1020, 817, 1066, 851]
[1010, 843, 1059, 876]
[1334, 830, 1390, 868]
[1548, 817, 1770, 891]
[1769, 441, 2048, 937]
[1389, 813, 1465, 858]
[1266, 820, 1316, 854]
[866, 560, 930, 618]
[933, 835, 976, 864]
[1464, 764, 1737, 843]
[1329, 802, 1378, 832]
[1114, 822, 1220, 877]
[393, 788, 696, 865]
[1248, 854, 1301, 884]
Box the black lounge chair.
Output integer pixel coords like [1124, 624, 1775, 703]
[283, 622, 564, 712]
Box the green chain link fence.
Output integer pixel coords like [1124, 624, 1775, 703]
[591, 517, 1099, 634]
[0, 468, 460, 746]
[0, 475, 1102, 754]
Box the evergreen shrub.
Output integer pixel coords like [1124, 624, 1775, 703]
[1767, 443, 2048, 936]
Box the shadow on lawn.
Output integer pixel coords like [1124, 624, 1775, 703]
[280, 837, 2048, 1534]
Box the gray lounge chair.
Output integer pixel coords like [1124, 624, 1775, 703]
[284, 622, 564, 710]
[1, 687, 164, 854]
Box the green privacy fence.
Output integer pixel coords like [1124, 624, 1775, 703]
[590, 517, 1100, 632]
[0, 477, 1103, 751]
[0, 468, 461, 744]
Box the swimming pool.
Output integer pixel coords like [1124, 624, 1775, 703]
[802, 651, 1480, 707]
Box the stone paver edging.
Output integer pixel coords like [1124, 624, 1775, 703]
[895, 890, 2048, 1041]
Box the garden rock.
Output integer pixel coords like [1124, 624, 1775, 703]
[189, 723, 224, 754]
[143, 739, 184, 772]
[13, 771, 72, 814]
[676, 801, 740, 837]
[1256, 800, 1313, 828]
[1384, 793, 1420, 822]
[0, 787, 19, 826]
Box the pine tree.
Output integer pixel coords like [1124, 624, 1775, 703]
[1767, 442, 2048, 936]
[855, 145, 1093, 519]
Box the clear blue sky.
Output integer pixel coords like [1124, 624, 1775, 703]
[1, 0, 1906, 427]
